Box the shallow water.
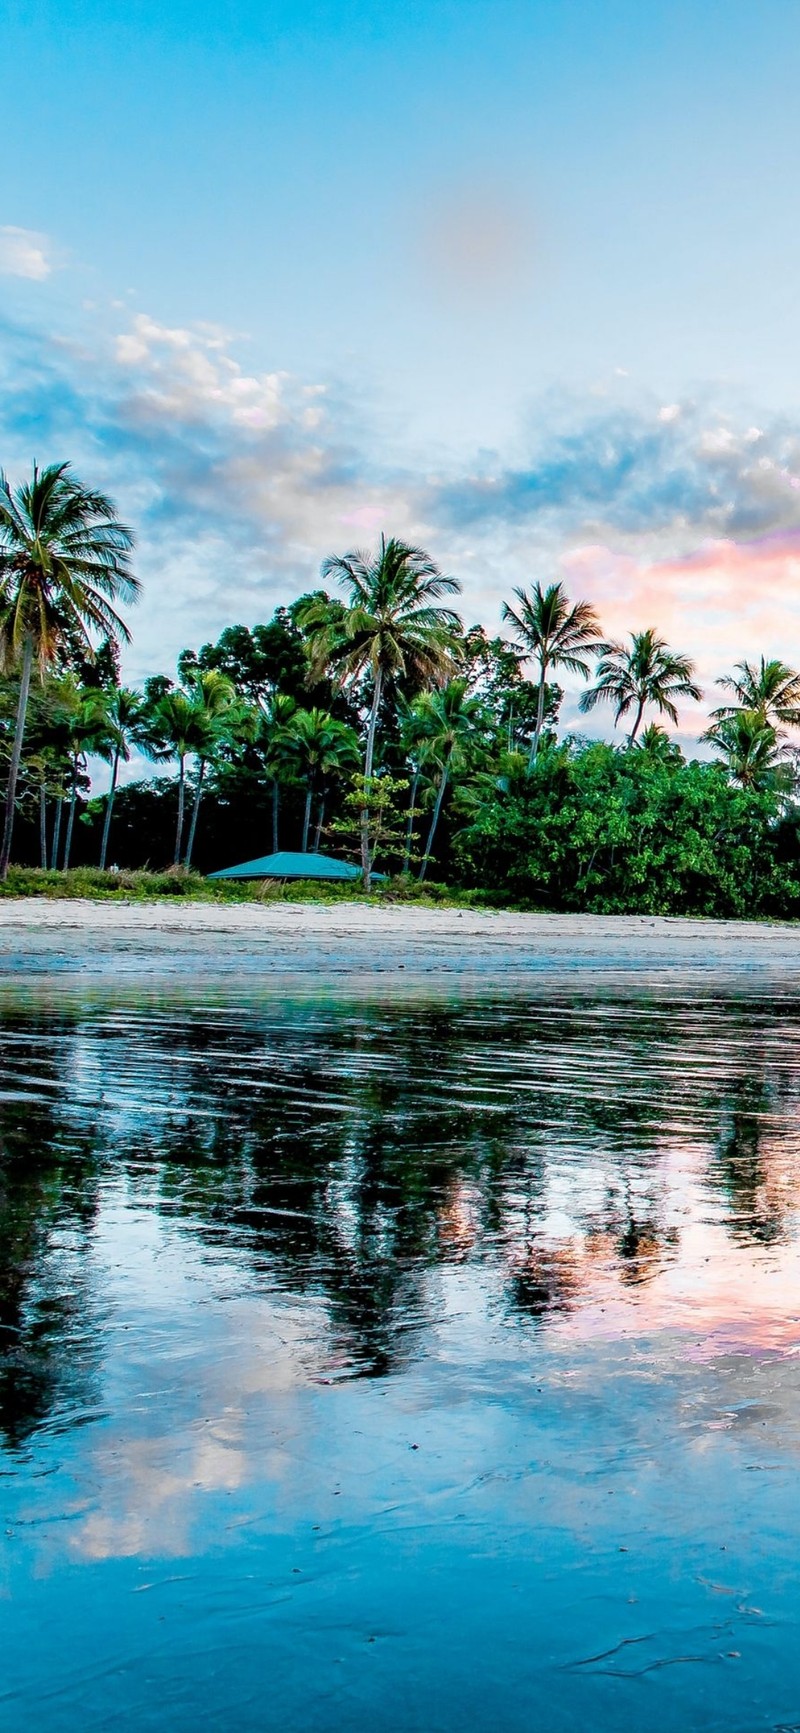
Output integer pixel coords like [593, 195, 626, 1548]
[2, 986, 800, 1731]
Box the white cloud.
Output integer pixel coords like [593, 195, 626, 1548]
[114, 313, 286, 428]
[0, 225, 54, 281]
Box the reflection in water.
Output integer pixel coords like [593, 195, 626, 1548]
[2, 989, 800, 1730]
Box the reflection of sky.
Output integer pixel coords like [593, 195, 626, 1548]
[4, 990, 800, 1727]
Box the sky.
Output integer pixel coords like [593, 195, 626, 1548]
[4, 0, 800, 744]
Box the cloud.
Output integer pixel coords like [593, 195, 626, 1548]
[0, 225, 54, 280]
[427, 398, 800, 545]
[6, 298, 800, 739]
[0, 307, 419, 680]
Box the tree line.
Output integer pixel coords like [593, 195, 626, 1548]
[2, 459, 800, 912]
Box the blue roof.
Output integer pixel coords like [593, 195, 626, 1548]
[208, 850, 384, 882]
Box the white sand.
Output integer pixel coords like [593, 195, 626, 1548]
[1, 899, 800, 988]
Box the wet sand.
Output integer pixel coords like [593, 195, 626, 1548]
[1, 898, 800, 987]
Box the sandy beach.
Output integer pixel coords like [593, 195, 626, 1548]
[2, 898, 800, 989]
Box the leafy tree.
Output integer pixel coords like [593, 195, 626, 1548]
[455, 738, 800, 917]
[502, 582, 603, 766]
[179, 614, 310, 707]
[0, 462, 138, 877]
[580, 627, 701, 742]
[298, 535, 461, 886]
[326, 774, 410, 878]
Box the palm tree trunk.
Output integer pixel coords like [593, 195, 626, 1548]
[628, 696, 646, 743]
[403, 769, 420, 874]
[361, 665, 383, 890]
[301, 785, 313, 852]
[183, 760, 206, 870]
[419, 761, 450, 883]
[99, 747, 121, 870]
[272, 780, 280, 853]
[173, 756, 186, 866]
[39, 777, 48, 869]
[0, 634, 35, 881]
[312, 797, 326, 853]
[51, 795, 63, 871]
[528, 661, 548, 771]
[63, 763, 79, 871]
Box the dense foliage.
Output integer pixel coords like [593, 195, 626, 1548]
[455, 739, 800, 916]
[3, 461, 800, 914]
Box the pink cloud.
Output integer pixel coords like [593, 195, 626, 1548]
[560, 532, 800, 722]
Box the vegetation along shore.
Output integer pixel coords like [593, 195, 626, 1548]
[3, 459, 800, 917]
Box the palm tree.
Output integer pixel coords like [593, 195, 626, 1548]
[61, 690, 112, 869]
[501, 581, 603, 767]
[257, 693, 299, 854]
[97, 687, 149, 870]
[415, 679, 489, 881]
[181, 670, 246, 870]
[397, 695, 436, 874]
[580, 628, 701, 743]
[284, 708, 360, 851]
[0, 462, 138, 878]
[298, 535, 461, 887]
[711, 657, 800, 731]
[702, 708, 793, 790]
[146, 690, 212, 866]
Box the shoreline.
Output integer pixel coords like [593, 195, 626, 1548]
[2, 898, 800, 989]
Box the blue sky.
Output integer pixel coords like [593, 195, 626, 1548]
[4, 0, 800, 737]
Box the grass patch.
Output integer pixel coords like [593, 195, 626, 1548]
[0, 867, 497, 908]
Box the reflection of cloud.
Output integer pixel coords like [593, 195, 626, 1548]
[0, 225, 54, 280]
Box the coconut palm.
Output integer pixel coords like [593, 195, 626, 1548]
[397, 694, 437, 874]
[284, 708, 360, 852]
[501, 582, 603, 767]
[415, 679, 490, 881]
[0, 462, 138, 877]
[702, 708, 794, 791]
[146, 690, 213, 866]
[257, 693, 299, 854]
[181, 670, 248, 870]
[97, 687, 149, 869]
[580, 628, 701, 742]
[711, 657, 800, 731]
[298, 535, 461, 886]
[61, 690, 112, 869]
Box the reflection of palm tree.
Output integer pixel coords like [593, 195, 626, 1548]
[712, 1075, 788, 1245]
[580, 628, 701, 743]
[0, 1031, 103, 1447]
[8, 992, 800, 1413]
